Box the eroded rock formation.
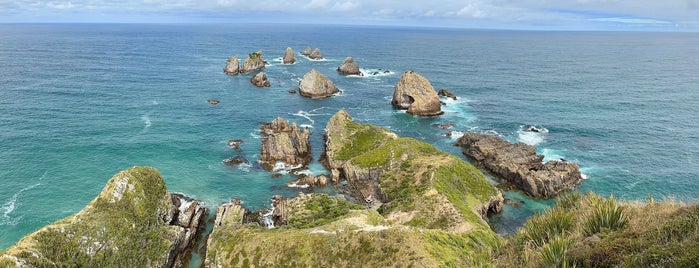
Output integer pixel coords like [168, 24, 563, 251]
[337, 57, 362, 76]
[455, 132, 583, 198]
[438, 88, 457, 100]
[283, 47, 296, 64]
[298, 69, 340, 99]
[259, 117, 311, 170]
[240, 51, 266, 74]
[301, 47, 312, 56]
[223, 55, 239, 75]
[391, 71, 443, 116]
[0, 167, 207, 268]
[309, 48, 323, 60]
[250, 72, 271, 87]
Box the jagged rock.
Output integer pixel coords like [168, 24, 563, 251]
[438, 88, 457, 100]
[227, 139, 243, 150]
[240, 51, 266, 74]
[250, 72, 271, 87]
[298, 69, 340, 99]
[214, 199, 246, 227]
[0, 167, 207, 268]
[288, 89, 297, 94]
[288, 174, 329, 188]
[433, 123, 455, 130]
[259, 117, 311, 170]
[309, 48, 323, 60]
[283, 47, 296, 64]
[222, 156, 249, 166]
[223, 55, 239, 75]
[301, 47, 312, 56]
[455, 132, 583, 198]
[337, 57, 362, 76]
[391, 71, 443, 116]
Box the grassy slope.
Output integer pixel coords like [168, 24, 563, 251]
[496, 192, 699, 267]
[0, 167, 179, 267]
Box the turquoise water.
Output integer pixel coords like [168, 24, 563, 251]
[2, 24, 698, 249]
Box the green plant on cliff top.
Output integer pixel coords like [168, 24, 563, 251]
[288, 194, 364, 229]
[582, 195, 628, 236]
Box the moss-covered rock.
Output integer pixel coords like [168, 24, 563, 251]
[241, 51, 266, 74]
[0, 166, 207, 268]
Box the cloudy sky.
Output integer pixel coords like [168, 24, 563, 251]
[1, 0, 698, 31]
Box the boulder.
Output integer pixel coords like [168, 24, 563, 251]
[223, 55, 239, 75]
[283, 47, 296, 64]
[259, 117, 311, 170]
[250, 72, 271, 87]
[289, 174, 329, 188]
[309, 48, 323, 60]
[391, 71, 443, 116]
[240, 51, 266, 74]
[438, 88, 457, 100]
[227, 139, 244, 150]
[301, 47, 312, 56]
[455, 132, 583, 198]
[298, 69, 340, 99]
[288, 89, 297, 94]
[208, 99, 220, 105]
[337, 57, 362, 76]
[222, 156, 249, 166]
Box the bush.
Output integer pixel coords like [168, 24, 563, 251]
[540, 235, 576, 268]
[522, 208, 574, 247]
[582, 195, 628, 236]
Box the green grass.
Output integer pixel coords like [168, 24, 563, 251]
[287, 194, 364, 229]
[521, 207, 574, 247]
[582, 195, 628, 236]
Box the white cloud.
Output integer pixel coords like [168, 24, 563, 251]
[589, 17, 671, 24]
[46, 1, 74, 9]
[330, 1, 359, 12]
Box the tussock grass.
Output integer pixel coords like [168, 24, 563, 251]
[581, 195, 627, 236]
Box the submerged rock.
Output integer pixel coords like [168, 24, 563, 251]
[240, 51, 266, 74]
[0, 167, 207, 268]
[208, 99, 220, 105]
[223, 55, 240, 75]
[391, 71, 443, 116]
[298, 69, 340, 99]
[250, 72, 271, 87]
[455, 132, 583, 198]
[259, 117, 311, 170]
[337, 57, 362, 76]
[309, 48, 323, 60]
[283, 47, 296, 64]
[438, 88, 457, 100]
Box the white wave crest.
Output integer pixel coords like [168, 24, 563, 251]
[1, 179, 42, 226]
[271, 162, 302, 174]
[141, 114, 152, 128]
[287, 180, 310, 189]
[517, 125, 548, 146]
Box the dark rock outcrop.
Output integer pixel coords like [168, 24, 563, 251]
[283, 47, 296, 64]
[309, 48, 323, 60]
[0, 167, 207, 268]
[455, 132, 583, 198]
[391, 71, 443, 116]
[298, 69, 340, 99]
[337, 57, 362, 76]
[223, 55, 239, 75]
[438, 88, 457, 100]
[288, 174, 329, 188]
[259, 117, 311, 170]
[240, 51, 266, 74]
[250, 72, 271, 87]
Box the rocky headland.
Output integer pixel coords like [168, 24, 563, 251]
[250, 72, 271, 87]
[455, 132, 583, 198]
[240, 51, 266, 74]
[259, 117, 311, 171]
[0, 167, 207, 268]
[223, 55, 239, 75]
[391, 71, 443, 116]
[298, 69, 340, 99]
[282, 47, 296, 64]
[337, 57, 362, 76]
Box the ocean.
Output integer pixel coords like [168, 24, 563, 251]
[1, 24, 698, 251]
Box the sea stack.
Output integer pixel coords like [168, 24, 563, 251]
[391, 71, 443, 116]
[301, 47, 312, 56]
[259, 117, 311, 170]
[337, 57, 362, 76]
[283, 47, 296, 64]
[223, 55, 240, 75]
[309, 48, 323, 60]
[250, 72, 271, 87]
[240, 51, 266, 74]
[298, 69, 340, 99]
[455, 132, 584, 198]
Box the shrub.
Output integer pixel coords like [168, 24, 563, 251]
[522, 208, 574, 247]
[582, 195, 628, 236]
[540, 235, 576, 268]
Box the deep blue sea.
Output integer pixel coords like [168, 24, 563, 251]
[2, 24, 699, 252]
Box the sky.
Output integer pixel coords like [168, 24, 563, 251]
[1, 0, 698, 31]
